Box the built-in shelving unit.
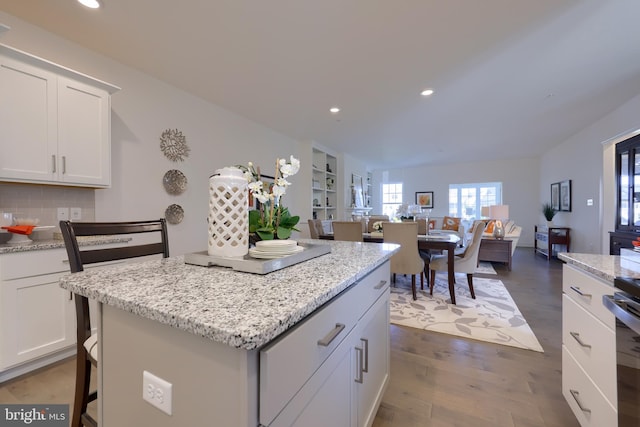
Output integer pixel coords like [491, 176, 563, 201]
[312, 148, 338, 220]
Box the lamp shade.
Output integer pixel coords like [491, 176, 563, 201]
[489, 205, 509, 220]
[481, 206, 490, 218]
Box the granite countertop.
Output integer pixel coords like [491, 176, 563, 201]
[558, 251, 640, 283]
[0, 236, 131, 254]
[59, 239, 399, 351]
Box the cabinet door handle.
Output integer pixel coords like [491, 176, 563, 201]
[62, 156, 66, 174]
[569, 389, 591, 414]
[317, 323, 345, 347]
[569, 332, 591, 348]
[52, 155, 56, 173]
[374, 280, 387, 290]
[569, 286, 592, 299]
[354, 346, 364, 384]
[361, 338, 369, 373]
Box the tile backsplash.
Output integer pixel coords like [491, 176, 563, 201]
[0, 183, 95, 240]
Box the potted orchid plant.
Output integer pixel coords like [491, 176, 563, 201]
[238, 156, 301, 240]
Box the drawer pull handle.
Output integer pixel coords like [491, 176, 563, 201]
[52, 155, 56, 173]
[374, 280, 387, 290]
[361, 338, 369, 373]
[569, 389, 591, 414]
[317, 323, 345, 347]
[355, 346, 364, 384]
[62, 156, 66, 174]
[569, 332, 591, 349]
[570, 286, 592, 299]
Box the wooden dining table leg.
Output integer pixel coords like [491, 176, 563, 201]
[447, 243, 456, 305]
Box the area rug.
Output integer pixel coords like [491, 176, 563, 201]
[475, 262, 497, 275]
[389, 274, 544, 352]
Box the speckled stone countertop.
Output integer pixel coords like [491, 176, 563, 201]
[558, 251, 640, 283]
[59, 239, 399, 351]
[0, 236, 131, 254]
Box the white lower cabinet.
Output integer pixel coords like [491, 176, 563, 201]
[261, 261, 390, 427]
[562, 264, 617, 426]
[0, 244, 124, 382]
[355, 292, 390, 426]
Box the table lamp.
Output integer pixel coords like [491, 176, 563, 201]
[489, 205, 509, 240]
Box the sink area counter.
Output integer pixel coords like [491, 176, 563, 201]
[59, 239, 399, 350]
[558, 251, 640, 283]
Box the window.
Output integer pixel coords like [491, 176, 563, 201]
[449, 182, 502, 220]
[382, 183, 403, 218]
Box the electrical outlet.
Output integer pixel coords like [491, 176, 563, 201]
[142, 371, 172, 415]
[57, 208, 69, 221]
[70, 207, 82, 221]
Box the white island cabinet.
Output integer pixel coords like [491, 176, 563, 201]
[0, 44, 119, 188]
[59, 240, 397, 427]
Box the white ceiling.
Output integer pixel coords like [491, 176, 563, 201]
[2, 0, 640, 169]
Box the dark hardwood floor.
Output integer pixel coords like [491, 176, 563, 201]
[0, 248, 578, 426]
[373, 247, 579, 427]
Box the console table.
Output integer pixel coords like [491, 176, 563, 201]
[534, 226, 570, 260]
[478, 238, 513, 271]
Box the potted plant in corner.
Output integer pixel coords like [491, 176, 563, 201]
[542, 203, 556, 227]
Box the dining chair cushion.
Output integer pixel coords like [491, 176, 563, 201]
[83, 334, 98, 363]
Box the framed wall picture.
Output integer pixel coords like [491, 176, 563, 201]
[415, 191, 434, 209]
[559, 179, 572, 212]
[551, 182, 560, 211]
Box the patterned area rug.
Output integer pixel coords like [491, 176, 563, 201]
[389, 274, 544, 352]
[475, 262, 497, 275]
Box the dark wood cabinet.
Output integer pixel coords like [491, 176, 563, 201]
[609, 231, 639, 255]
[611, 133, 640, 254]
[535, 226, 570, 260]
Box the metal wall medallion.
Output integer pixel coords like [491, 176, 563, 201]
[165, 204, 184, 224]
[160, 128, 190, 162]
[163, 169, 187, 195]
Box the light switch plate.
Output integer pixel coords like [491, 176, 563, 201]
[57, 208, 69, 221]
[70, 207, 82, 221]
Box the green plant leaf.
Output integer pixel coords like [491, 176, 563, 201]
[256, 229, 275, 240]
[276, 226, 292, 239]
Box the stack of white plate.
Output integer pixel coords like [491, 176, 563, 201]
[249, 240, 303, 259]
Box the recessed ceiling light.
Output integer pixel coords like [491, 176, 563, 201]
[78, 0, 100, 9]
[421, 89, 434, 96]
[329, 107, 340, 114]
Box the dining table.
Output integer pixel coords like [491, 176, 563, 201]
[319, 231, 462, 304]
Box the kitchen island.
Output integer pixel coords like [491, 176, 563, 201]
[59, 239, 398, 426]
[558, 252, 640, 427]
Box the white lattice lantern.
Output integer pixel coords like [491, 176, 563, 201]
[208, 167, 249, 257]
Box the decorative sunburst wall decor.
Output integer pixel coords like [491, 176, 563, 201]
[160, 128, 190, 162]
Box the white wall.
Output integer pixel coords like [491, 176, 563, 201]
[540, 92, 640, 254]
[0, 12, 307, 256]
[373, 157, 539, 246]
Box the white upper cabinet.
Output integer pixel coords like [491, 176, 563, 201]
[0, 44, 119, 188]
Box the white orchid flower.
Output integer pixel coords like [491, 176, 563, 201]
[255, 193, 270, 204]
[272, 185, 286, 197]
[276, 177, 290, 188]
[248, 181, 263, 192]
